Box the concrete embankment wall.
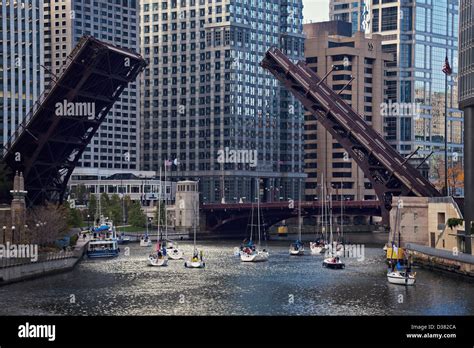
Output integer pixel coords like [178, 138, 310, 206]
[0, 242, 88, 286]
[406, 243, 474, 278]
[0, 257, 80, 285]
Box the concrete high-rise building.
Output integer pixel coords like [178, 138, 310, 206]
[1, 0, 45, 147]
[303, 21, 392, 203]
[459, 0, 473, 251]
[140, 0, 306, 204]
[330, 0, 463, 178]
[43, 0, 140, 175]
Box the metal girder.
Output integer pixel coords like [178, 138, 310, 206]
[1, 36, 147, 206]
[261, 47, 441, 223]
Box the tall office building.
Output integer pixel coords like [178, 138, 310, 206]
[459, 0, 473, 251]
[1, 0, 45, 147]
[303, 21, 391, 203]
[43, 0, 140, 175]
[330, 0, 463, 177]
[140, 0, 305, 204]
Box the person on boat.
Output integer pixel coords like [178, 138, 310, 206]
[200, 250, 203, 261]
[192, 250, 199, 262]
[396, 261, 403, 271]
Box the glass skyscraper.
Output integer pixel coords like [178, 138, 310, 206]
[330, 0, 463, 184]
[1, 0, 45, 147]
[44, 0, 140, 174]
[459, 0, 473, 251]
[140, 0, 305, 203]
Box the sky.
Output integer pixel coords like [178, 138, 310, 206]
[303, 0, 330, 23]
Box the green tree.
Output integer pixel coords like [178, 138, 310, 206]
[100, 192, 110, 217]
[123, 195, 132, 223]
[128, 201, 146, 227]
[108, 194, 123, 225]
[66, 205, 83, 228]
[88, 195, 97, 223]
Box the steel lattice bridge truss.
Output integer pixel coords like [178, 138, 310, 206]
[2, 36, 147, 206]
[261, 48, 441, 221]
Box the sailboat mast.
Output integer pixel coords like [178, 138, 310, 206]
[329, 184, 333, 247]
[164, 161, 168, 240]
[257, 178, 261, 247]
[157, 167, 162, 243]
[250, 200, 254, 242]
[397, 206, 401, 248]
[194, 198, 197, 250]
[322, 173, 327, 241]
[340, 179, 343, 242]
[389, 201, 402, 262]
[298, 179, 302, 240]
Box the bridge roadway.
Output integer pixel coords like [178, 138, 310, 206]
[201, 200, 381, 235]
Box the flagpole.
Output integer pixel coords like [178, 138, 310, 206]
[444, 60, 449, 196]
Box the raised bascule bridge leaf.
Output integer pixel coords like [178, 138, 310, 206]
[261, 47, 441, 222]
[1, 36, 147, 206]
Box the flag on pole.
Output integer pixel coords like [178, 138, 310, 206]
[442, 56, 452, 75]
[164, 159, 172, 167]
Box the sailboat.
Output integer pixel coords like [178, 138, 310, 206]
[148, 233, 168, 266]
[310, 175, 328, 254]
[140, 228, 152, 247]
[289, 181, 304, 255]
[387, 200, 416, 285]
[184, 197, 205, 268]
[163, 160, 184, 260]
[148, 168, 168, 267]
[323, 186, 345, 269]
[240, 178, 269, 262]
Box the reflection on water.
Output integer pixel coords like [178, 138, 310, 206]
[0, 241, 473, 316]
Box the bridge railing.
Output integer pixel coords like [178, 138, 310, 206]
[0, 250, 80, 269]
[200, 200, 381, 210]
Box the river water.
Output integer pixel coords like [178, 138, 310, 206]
[0, 241, 473, 316]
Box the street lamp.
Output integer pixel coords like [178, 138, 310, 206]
[22, 225, 28, 243]
[2, 226, 5, 244]
[11, 226, 15, 243]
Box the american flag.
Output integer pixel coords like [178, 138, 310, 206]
[442, 56, 452, 75]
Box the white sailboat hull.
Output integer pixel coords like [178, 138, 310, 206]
[310, 247, 323, 254]
[289, 247, 304, 256]
[167, 247, 184, 260]
[140, 239, 152, 247]
[310, 244, 325, 255]
[240, 250, 269, 262]
[148, 256, 168, 267]
[323, 257, 345, 269]
[387, 271, 416, 285]
[185, 260, 205, 268]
